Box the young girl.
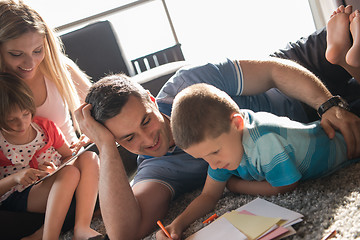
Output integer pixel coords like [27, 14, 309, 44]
[0, 73, 101, 240]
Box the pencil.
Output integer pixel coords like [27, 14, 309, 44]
[157, 220, 173, 239]
[202, 213, 218, 224]
[321, 230, 336, 240]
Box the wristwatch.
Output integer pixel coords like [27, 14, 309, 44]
[317, 95, 350, 117]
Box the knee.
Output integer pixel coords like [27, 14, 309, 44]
[59, 165, 81, 183]
[75, 151, 100, 171]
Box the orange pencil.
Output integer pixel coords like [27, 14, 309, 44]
[157, 220, 173, 239]
[202, 213, 218, 224]
[321, 230, 337, 240]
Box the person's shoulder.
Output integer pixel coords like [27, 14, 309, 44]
[177, 58, 233, 76]
[33, 116, 58, 130]
[244, 110, 298, 129]
[33, 116, 51, 124]
[157, 58, 235, 100]
[241, 110, 287, 143]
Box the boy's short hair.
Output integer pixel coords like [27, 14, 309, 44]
[86, 73, 150, 124]
[171, 83, 241, 150]
[0, 72, 36, 130]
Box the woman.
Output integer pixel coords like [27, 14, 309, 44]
[0, 1, 100, 239]
[0, 0, 90, 144]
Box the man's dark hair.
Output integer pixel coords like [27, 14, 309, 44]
[85, 74, 149, 124]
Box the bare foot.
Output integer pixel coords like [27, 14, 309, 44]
[346, 10, 360, 67]
[325, 5, 352, 65]
[72, 226, 102, 240]
[21, 225, 44, 240]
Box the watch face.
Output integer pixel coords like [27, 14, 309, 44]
[338, 97, 350, 109]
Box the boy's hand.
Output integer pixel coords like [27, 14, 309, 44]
[155, 224, 182, 240]
[14, 168, 48, 186]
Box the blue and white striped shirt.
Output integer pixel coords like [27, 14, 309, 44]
[208, 110, 357, 187]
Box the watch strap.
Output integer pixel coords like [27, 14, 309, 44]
[317, 95, 350, 117]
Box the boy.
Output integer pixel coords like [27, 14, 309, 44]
[157, 83, 359, 239]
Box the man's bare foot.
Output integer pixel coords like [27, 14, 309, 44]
[346, 10, 360, 67]
[325, 5, 352, 65]
[73, 226, 102, 240]
[21, 225, 44, 240]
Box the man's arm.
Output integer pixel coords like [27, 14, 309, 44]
[99, 144, 173, 239]
[239, 58, 332, 108]
[75, 103, 138, 238]
[239, 58, 360, 158]
[75, 103, 172, 239]
[156, 176, 226, 240]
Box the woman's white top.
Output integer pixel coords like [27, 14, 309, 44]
[36, 77, 78, 144]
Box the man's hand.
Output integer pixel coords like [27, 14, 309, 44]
[321, 107, 360, 159]
[74, 103, 115, 146]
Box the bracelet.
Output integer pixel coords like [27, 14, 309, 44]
[317, 95, 350, 117]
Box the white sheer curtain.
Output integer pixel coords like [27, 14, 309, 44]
[308, 0, 339, 30]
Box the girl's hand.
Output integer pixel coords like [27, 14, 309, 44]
[70, 134, 91, 154]
[14, 168, 48, 187]
[38, 161, 57, 174]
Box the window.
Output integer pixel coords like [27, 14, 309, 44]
[24, 0, 315, 63]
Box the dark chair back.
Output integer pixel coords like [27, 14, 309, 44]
[60, 20, 130, 82]
[131, 44, 185, 74]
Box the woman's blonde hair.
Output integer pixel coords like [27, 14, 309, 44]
[0, 0, 89, 131]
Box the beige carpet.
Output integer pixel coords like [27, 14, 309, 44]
[61, 160, 360, 240]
